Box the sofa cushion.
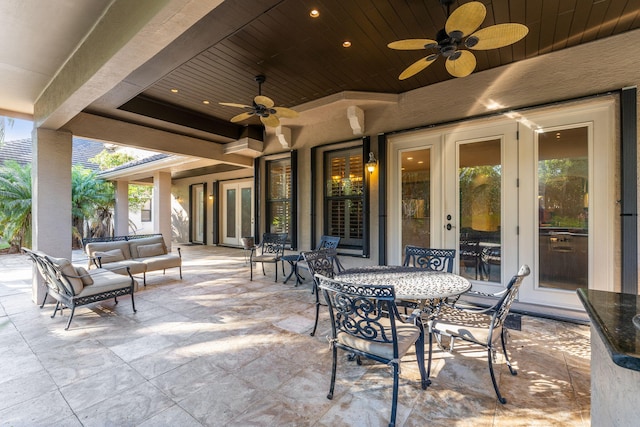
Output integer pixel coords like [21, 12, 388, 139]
[137, 243, 165, 258]
[95, 248, 126, 264]
[100, 260, 147, 276]
[48, 257, 84, 295]
[86, 240, 132, 261]
[128, 236, 166, 258]
[76, 266, 94, 285]
[139, 253, 182, 271]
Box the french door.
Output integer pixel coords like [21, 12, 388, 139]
[221, 181, 254, 246]
[388, 98, 615, 309]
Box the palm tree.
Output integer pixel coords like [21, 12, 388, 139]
[0, 160, 32, 251]
[71, 165, 114, 247]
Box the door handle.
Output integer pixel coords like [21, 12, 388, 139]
[446, 223, 455, 230]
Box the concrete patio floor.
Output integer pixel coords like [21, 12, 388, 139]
[0, 245, 590, 426]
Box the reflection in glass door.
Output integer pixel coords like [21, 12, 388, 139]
[458, 139, 502, 283]
[537, 127, 588, 291]
[401, 149, 431, 249]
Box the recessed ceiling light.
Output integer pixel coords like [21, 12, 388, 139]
[202, 100, 210, 104]
[310, 9, 319, 18]
[170, 88, 178, 93]
[407, 157, 413, 161]
[342, 41, 352, 48]
[418, 161, 424, 164]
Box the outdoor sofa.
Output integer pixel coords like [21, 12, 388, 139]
[83, 234, 182, 285]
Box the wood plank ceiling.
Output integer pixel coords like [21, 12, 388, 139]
[91, 0, 640, 141]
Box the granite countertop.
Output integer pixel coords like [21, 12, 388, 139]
[578, 288, 640, 371]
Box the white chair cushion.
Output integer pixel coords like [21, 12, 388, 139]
[337, 318, 421, 360]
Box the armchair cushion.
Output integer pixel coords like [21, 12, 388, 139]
[49, 257, 84, 294]
[337, 319, 421, 360]
[137, 243, 165, 258]
[76, 266, 94, 285]
[76, 268, 139, 297]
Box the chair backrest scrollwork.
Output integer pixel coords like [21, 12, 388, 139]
[259, 233, 288, 257]
[317, 275, 400, 348]
[403, 246, 456, 272]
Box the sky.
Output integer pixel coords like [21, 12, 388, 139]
[2, 117, 34, 141]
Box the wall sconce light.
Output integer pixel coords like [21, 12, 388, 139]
[208, 194, 213, 200]
[366, 152, 377, 174]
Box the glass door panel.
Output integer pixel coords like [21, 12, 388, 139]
[225, 188, 237, 239]
[401, 148, 431, 249]
[241, 187, 252, 238]
[222, 181, 253, 246]
[191, 184, 205, 244]
[458, 139, 502, 283]
[537, 127, 589, 291]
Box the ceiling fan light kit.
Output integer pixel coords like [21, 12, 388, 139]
[220, 74, 299, 127]
[388, 0, 528, 80]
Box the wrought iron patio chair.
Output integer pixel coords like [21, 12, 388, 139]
[402, 246, 456, 271]
[249, 232, 287, 281]
[317, 274, 430, 427]
[429, 264, 530, 404]
[399, 246, 456, 312]
[301, 248, 341, 336]
[281, 235, 341, 285]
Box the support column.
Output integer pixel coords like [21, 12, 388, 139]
[114, 180, 130, 236]
[32, 128, 72, 304]
[153, 171, 172, 250]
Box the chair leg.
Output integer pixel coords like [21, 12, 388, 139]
[143, 272, 146, 286]
[487, 346, 507, 404]
[310, 291, 320, 337]
[389, 362, 400, 427]
[179, 266, 182, 279]
[425, 330, 433, 384]
[415, 331, 430, 389]
[250, 260, 253, 281]
[39, 291, 48, 308]
[501, 329, 518, 376]
[274, 262, 278, 282]
[131, 291, 137, 313]
[64, 306, 76, 331]
[327, 345, 338, 400]
[51, 301, 60, 318]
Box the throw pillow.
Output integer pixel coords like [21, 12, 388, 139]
[75, 266, 94, 285]
[137, 243, 165, 258]
[94, 248, 125, 263]
[48, 257, 84, 295]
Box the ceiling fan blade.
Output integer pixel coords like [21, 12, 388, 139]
[219, 102, 251, 109]
[254, 95, 275, 108]
[398, 56, 438, 80]
[260, 114, 280, 128]
[273, 107, 299, 118]
[466, 23, 529, 50]
[445, 50, 476, 78]
[230, 112, 254, 123]
[387, 39, 437, 50]
[446, 1, 486, 37]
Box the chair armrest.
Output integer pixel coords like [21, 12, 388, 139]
[89, 255, 102, 268]
[176, 247, 182, 258]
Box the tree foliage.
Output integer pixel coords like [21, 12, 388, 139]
[89, 149, 152, 211]
[0, 161, 32, 249]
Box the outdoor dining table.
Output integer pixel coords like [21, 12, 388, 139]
[335, 265, 472, 316]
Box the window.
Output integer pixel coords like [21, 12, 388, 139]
[141, 199, 151, 222]
[324, 148, 363, 248]
[266, 158, 291, 239]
